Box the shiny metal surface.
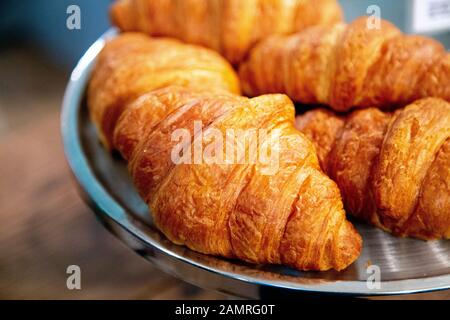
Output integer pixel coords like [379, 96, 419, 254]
[61, 30, 450, 298]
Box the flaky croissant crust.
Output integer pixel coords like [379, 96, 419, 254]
[88, 34, 362, 271]
[88, 33, 240, 148]
[296, 98, 450, 240]
[240, 17, 450, 112]
[110, 0, 343, 64]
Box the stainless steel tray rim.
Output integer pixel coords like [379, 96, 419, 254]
[61, 29, 450, 298]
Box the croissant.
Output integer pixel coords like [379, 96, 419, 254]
[110, 0, 343, 64]
[240, 17, 450, 112]
[295, 98, 450, 240]
[88, 33, 362, 271]
[88, 33, 240, 148]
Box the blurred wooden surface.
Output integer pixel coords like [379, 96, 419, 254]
[0, 45, 449, 300]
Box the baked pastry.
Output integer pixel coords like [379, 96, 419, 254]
[88, 33, 362, 271]
[110, 0, 343, 64]
[296, 98, 450, 239]
[240, 17, 450, 112]
[88, 33, 240, 148]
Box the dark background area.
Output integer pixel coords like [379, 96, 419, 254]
[0, 0, 449, 299]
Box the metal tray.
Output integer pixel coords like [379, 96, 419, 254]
[61, 30, 450, 298]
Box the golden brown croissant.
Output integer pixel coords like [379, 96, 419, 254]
[88, 33, 240, 148]
[240, 17, 450, 112]
[296, 98, 450, 240]
[110, 0, 343, 64]
[88, 34, 362, 271]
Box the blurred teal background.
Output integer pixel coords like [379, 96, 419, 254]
[0, 0, 111, 68]
[0, 0, 449, 69]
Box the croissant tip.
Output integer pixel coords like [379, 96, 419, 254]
[110, 0, 129, 31]
[333, 222, 363, 271]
